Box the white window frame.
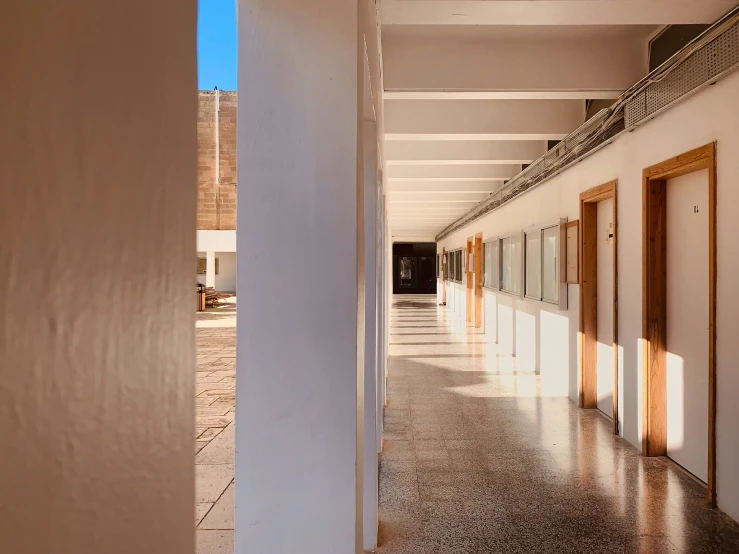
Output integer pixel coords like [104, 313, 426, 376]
[455, 249, 463, 283]
[541, 224, 560, 305]
[500, 233, 523, 296]
[471, 220, 567, 309]
[482, 238, 499, 291]
[524, 228, 543, 301]
[521, 219, 568, 308]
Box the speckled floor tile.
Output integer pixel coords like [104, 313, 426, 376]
[376, 295, 739, 554]
[196, 303, 235, 551]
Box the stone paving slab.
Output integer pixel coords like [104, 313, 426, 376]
[196, 300, 235, 552]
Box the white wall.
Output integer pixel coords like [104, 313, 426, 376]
[0, 1, 196, 552]
[197, 229, 236, 252]
[438, 69, 739, 522]
[197, 251, 236, 292]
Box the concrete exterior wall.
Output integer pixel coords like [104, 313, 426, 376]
[0, 2, 197, 553]
[438, 69, 739, 522]
[198, 91, 237, 230]
[197, 229, 237, 253]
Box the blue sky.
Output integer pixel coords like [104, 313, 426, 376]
[198, 0, 237, 90]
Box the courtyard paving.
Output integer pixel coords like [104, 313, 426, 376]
[195, 299, 235, 554]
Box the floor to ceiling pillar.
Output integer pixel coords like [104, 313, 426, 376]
[0, 1, 197, 553]
[363, 121, 379, 550]
[236, 1, 364, 553]
[376, 190, 386, 452]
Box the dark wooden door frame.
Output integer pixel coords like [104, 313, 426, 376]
[578, 180, 619, 435]
[641, 142, 717, 506]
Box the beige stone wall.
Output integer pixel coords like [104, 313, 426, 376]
[198, 90, 237, 230]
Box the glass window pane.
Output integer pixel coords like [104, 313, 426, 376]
[525, 231, 542, 299]
[501, 238, 511, 291]
[483, 243, 491, 288]
[484, 241, 498, 289]
[491, 241, 499, 289]
[510, 234, 522, 294]
[542, 226, 558, 302]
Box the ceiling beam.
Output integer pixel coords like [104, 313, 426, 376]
[390, 205, 470, 209]
[391, 221, 456, 225]
[383, 32, 647, 95]
[390, 193, 489, 202]
[390, 235, 439, 242]
[381, 0, 737, 26]
[388, 180, 501, 193]
[388, 163, 521, 180]
[384, 99, 584, 140]
[385, 140, 546, 164]
[384, 91, 623, 100]
[390, 211, 469, 218]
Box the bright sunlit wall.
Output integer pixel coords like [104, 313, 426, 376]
[437, 69, 739, 523]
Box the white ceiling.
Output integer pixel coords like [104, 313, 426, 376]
[381, 0, 737, 26]
[382, 24, 660, 41]
[381, 0, 738, 241]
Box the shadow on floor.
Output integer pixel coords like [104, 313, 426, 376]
[377, 296, 739, 554]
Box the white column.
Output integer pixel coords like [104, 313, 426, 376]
[205, 250, 216, 289]
[363, 122, 378, 550]
[376, 190, 384, 453]
[384, 211, 391, 408]
[236, 1, 364, 553]
[0, 1, 196, 552]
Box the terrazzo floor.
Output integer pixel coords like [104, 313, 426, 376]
[376, 294, 739, 554]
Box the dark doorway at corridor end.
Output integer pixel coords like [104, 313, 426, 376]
[392, 243, 437, 295]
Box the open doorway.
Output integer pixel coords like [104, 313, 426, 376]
[642, 143, 717, 505]
[579, 181, 619, 434]
[392, 243, 437, 295]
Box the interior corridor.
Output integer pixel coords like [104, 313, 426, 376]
[376, 295, 739, 554]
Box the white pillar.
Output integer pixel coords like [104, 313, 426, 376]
[205, 250, 216, 289]
[236, 0, 364, 553]
[0, 1, 196, 552]
[376, 191, 385, 452]
[384, 210, 391, 408]
[363, 122, 378, 550]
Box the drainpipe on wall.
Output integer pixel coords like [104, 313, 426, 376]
[215, 86, 221, 228]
